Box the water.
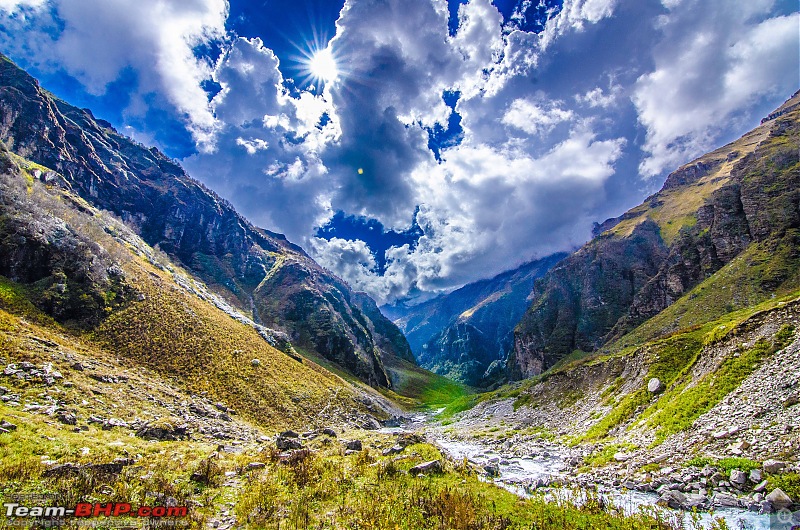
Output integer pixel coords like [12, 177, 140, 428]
[435, 437, 771, 530]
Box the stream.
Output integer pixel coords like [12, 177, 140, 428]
[384, 413, 772, 530]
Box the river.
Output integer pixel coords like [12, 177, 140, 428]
[384, 412, 773, 530]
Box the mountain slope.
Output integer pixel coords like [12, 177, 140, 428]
[0, 149, 390, 429]
[0, 54, 410, 389]
[510, 90, 800, 379]
[389, 254, 565, 386]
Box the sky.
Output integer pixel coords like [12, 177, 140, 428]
[0, 0, 798, 305]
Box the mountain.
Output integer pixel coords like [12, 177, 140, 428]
[0, 54, 412, 389]
[388, 254, 566, 386]
[509, 90, 800, 379]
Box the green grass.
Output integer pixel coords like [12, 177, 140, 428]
[645, 331, 791, 444]
[767, 473, 800, 501]
[379, 356, 472, 410]
[685, 457, 761, 473]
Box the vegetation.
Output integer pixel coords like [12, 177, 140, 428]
[685, 457, 761, 474]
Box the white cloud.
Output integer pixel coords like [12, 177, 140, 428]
[634, 0, 799, 176]
[502, 98, 574, 135]
[0, 0, 227, 149]
[0, 0, 44, 12]
[541, 0, 618, 48]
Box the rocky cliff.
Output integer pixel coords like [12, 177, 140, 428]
[510, 90, 800, 379]
[390, 254, 565, 386]
[0, 54, 411, 388]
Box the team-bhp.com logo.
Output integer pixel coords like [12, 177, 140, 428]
[4, 502, 188, 518]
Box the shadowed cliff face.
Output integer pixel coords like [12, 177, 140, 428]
[510, 91, 800, 379]
[0, 55, 410, 388]
[390, 254, 565, 387]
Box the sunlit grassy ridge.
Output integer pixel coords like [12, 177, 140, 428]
[0, 162, 362, 429]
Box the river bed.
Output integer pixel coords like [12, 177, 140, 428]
[434, 436, 770, 530]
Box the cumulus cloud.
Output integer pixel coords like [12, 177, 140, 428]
[3, 0, 796, 305]
[0, 0, 227, 149]
[502, 98, 574, 136]
[634, 0, 800, 176]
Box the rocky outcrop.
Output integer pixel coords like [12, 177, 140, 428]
[510, 93, 800, 379]
[0, 55, 410, 387]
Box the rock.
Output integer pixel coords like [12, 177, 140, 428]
[103, 418, 129, 430]
[322, 428, 337, 437]
[344, 440, 362, 451]
[250, 358, 260, 367]
[1, 420, 18, 431]
[397, 433, 424, 447]
[657, 490, 687, 509]
[382, 445, 404, 456]
[712, 493, 740, 508]
[410, 460, 442, 476]
[381, 417, 401, 428]
[749, 469, 763, 483]
[647, 378, 664, 393]
[763, 460, 786, 473]
[484, 464, 500, 477]
[753, 480, 769, 492]
[359, 416, 381, 430]
[730, 469, 747, 486]
[765, 488, 793, 510]
[753, 493, 764, 503]
[56, 412, 77, 425]
[613, 452, 631, 462]
[276, 436, 303, 451]
[683, 494, 709, 510]
[279, 430, 299, 438]
[759, 500, 775, 514]
[136, 421, 188, 441]
[247, 462, 265, 470]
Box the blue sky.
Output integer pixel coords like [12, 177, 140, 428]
[1, 0, 798, 304]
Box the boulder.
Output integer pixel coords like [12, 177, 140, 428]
[276, 436, 303, 451]
[753, 480, 769, 493]
[730, 469, 747, 486]
[765, 488, 793, 510]
[322, 428, 337, 437]
[712, 493, 740, 508]
[410, 460, 442, 476]
[344, 440, 363, 451]
[763, 460, 786, 473]
[749, 469, 763, 483]
[484, 464, 500, 477]
[382, 445, 404, 456]
[647, 378, 664, 393]
[279, 430, 300, 438]
[657, 490, 687, 509]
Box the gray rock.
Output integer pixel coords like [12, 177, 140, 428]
[683, 494, 709, 509]
[763, 460, 786, 473]
[749, 469, 763, 483]
[410, 460, 442, 476]
[753, 480, 769, 492]
[247, 462, 265, 470]
[730, 469, 747, 486]
[276, 437, 303, 450]
[657, 490, 687, 509]
[344, 440, 362, 451]
[765, 488, 793, 510]
[322, 428, 337, 437]
[382, 445, 404, 456]
[250, 358, 260, 367]
[0, 420, 18, 431]
[713, 493, 740, 508]
[57, 412, 77, 425]
[484, 463, 500, 477]
[648, 378, 664, 393]
[279, 430, 299, 438]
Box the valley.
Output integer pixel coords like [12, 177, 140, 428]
[0, 53, 798, 530]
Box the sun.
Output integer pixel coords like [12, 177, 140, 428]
[308, 47, 338, 84]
